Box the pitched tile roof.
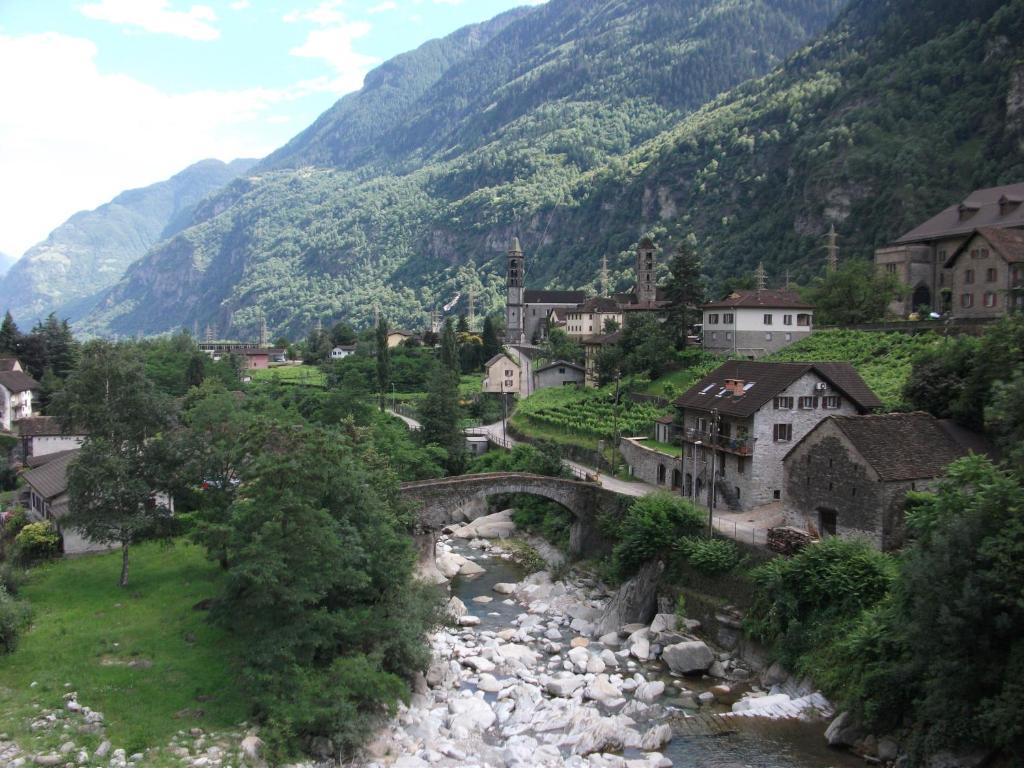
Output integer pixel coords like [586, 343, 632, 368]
[17, 416, 78, 437]
[702, 289, 813, 310]
[0, 370, 39, 393]
[534, 360, 584, 374]
[673, 360, 882, 418]
[485, 352, 516, 368]
[827, 412, 969, 481]
[895, 182, 1024, 244]
[0, 358, 21, 371]
[944, 227, 1024, 267]
[581, 330, 622, 346]
[573, 297, 621, 313]
[26, 448, 81, 468]
[524, 289, 587, 305]
[23, 449, 79, 499]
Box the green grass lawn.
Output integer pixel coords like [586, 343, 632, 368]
[249, 364, 326, 387]
[0, 541, 246, 754]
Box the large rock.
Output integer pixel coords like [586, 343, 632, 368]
[448, 695, 496, 734]
[446, 596, 467, 619]
[594, 560, 664, 636]
[640, 723, 673, 751]
[662, 640, 714, 674]
[493, 582, 517, 595]
[825, 711, 865, 748]
[634, 681, 665, 703]
[627, 628, 651, 661]
[451, 510, 515, 539]
[650, 613, 677, 634]
[546, 675, 585, 697]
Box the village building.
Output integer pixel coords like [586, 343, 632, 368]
[21, 449, 103, 555]
[533, 360, 585, 390]
[672, 360, 882, 510]
[17, 416, 85, 460]
[482, 351, 523, 396]
[701, 290, 813, 358]
[565, 297, 623, 339]
[874, 181, 1024, 316]
[0, 360, 39, 432]
[386, 330, 417, 348]
[782, 412, 978, 550]
[580, 330, 621, 388]
[330, 344, 357, 360]
[943, 228, 1024, 317]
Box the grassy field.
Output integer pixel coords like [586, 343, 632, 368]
[249, 364, 326, 387]
[0, 541, 246, 755]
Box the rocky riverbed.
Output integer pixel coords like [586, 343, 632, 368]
[358, 511, 856, 768]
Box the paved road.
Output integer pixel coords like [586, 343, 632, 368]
[386, 409, 422, 430]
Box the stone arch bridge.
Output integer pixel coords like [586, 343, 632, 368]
[400, 472, 625, 561]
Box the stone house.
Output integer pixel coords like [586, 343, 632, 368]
[0, 363, 39, 432]
[17, 416, 86, 461]
[783, 412, 974, 550]
[482, 352, 522, 396]
[565, 297, 623, 339]
[673, 361, 882, 511]
[533, 360, 585, 390]
[874, 181, 1024, 316]
[21, 449, 105, 555]
[943, 227, 1024, 317]
[701, 290, 813, 358]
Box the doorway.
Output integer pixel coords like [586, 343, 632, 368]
[818, 508, 838, 537]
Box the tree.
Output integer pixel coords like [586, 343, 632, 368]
[304, 327, 331, 365]
[540, 328, 583, 364]
[375, 318, 391, 411]
[456, 314, 469, 333]
[439, 317, 458, 373]
[985, 365, 1024, 472]
[0, 312, 19, 355]
[602, 317, 620, 333]
[803, 260, 905, 326]
[186, 352, 207, 389]
[481, 316, 502, 362]
[663, 241, 705, 347]
[329, 321, 357, 346]
[418, 365, 464, 474]
[51, 341, 173, 586]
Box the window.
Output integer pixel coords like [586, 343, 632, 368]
[773, 423, 793, 442]
[737, 457, 746, 475]
[939, 272, 945, 286]
[822, 395, 841, 409]
[711, 332, 718, 341]
[785, 333, 792, 341]
[986, 267, 998, 282]
[783, 314, 793, 325]
[504, 379, 514, 388]
[773, 489, 782, 500]
[961, 293, 974, 308]
[504, 369, 513, 377]
[765, 332, 773, 341]
[965, 269, 975, 284]
[798, 396, 818, 409]
[797, 313, 811, 326]
[558, 367, 565, 374]
[886, 263, 898, 274]
[725, 332, 733, 341]
[773, 396, 794, 409]
[1013, 267, 1024, 285]
[984, 292, 997, 308]
[708, 313, 719, 324]
[723, 313, 734, 324]
[763, 313, 773, 325]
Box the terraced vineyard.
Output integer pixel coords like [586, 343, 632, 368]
[514, 387, 669, 440]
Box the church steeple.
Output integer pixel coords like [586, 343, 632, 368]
[636, 237, 657, 306]
[505, 236, 525, 344]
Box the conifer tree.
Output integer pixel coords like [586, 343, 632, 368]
[375, 317, 391, 411]
[440, 317, 459, 372]
[664, 240, 705, 348]
[0, 311, 19, 355]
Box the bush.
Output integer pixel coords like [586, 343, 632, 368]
[676, 536, 742, 574]
[13, 521, 61, 563]
[610, 493, 705, 577]
[1, 508, 28, 542]
[0, 562, 28, 595]
[510, 496, 571, 550]
[0, 584, 30, 654]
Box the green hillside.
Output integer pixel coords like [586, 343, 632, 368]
[78, 0, 1024, 339]
[77, 0, 846, 338]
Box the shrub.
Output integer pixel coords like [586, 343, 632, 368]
[0, 562, 28, 595]
[1, 508, 28, 542]
[0, 584, 30, 654]
[13, 521, 61, 563]
[676, 536, 742, 574]
[611, 493, 705, 577]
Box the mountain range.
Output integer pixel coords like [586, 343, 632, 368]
[12, 0, 1024, 339]
[0, 158, 255, 327]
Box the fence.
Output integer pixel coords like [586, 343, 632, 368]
[712, 515, 769, 547]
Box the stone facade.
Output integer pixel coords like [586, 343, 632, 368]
[619, 438, 682, 491]
[946, 230, 1024, 318]
[533, 361, 585, 390]
[783, 427, 926, 550]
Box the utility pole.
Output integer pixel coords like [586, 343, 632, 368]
[467, 284, 477, 331]
[611, 372, 622, 476]
[600, 255, 610, 297]
[825, 224, 839, 273]
[692, 440, 702, 503]
[204, 324, 214, 343]
[754, 262, 768, 293]
[707, 408, 719, 537]
[259, 311, 268, 347]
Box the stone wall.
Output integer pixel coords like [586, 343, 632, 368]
[619, 438, 681, 490]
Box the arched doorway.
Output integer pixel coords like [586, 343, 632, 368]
[911, 284, 931, 313]
[818, 507, 838, 537]
[685, 473, 693, 498]
[671, 468, 681, 490]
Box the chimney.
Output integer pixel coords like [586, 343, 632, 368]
[724, 378, 745, 396]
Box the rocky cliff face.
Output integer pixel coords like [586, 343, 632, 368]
[0, 158, 255, 326]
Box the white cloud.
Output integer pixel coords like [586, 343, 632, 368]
[367, 1, 397, 13]
[0, 32, 308, 255]
[285, 2, 379, 94]
[79, 0, 220, 41]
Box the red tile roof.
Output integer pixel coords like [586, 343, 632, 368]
[701, 290, 813, 310]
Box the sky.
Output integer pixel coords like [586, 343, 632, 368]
[0, 0, 544, 258]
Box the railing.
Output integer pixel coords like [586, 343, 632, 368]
[682, 427, 754, 456]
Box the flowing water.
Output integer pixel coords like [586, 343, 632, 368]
[449, 539, 863, 768]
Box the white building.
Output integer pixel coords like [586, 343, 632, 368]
[18, 416, 86, 460]
[330, 345, 357, 360]
[482, 351, 523, 396]
[0, 359, 39, 432]
[701, 290, 813, 358]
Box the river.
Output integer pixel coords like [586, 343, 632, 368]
[364, 532, 863, 768]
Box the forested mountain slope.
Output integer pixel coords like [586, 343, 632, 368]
[0, 158, 255, 326]
[79, 0, 847, 337]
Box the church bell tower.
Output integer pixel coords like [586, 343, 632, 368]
[636, 237, 657, 306]
[505, 236, 526, 344]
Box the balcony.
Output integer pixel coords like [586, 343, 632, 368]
[682, 427, 755, 456]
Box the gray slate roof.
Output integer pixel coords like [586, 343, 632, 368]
[534, 360, 584, 374]
[18, 416, 74, 437]
[944, 226, 1024, 267]
[828, 412, 969, 482]
[0, 358, 21, 371]
[702, 289, 813, 310]
[524, 290, 587, 305]
[895, 182, 1024, 244]
[0, 370, 38, 393]
[23, 449, 79, 500]
[674, 360, 882, 418]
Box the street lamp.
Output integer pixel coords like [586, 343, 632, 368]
[692, 440, 702, 504]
